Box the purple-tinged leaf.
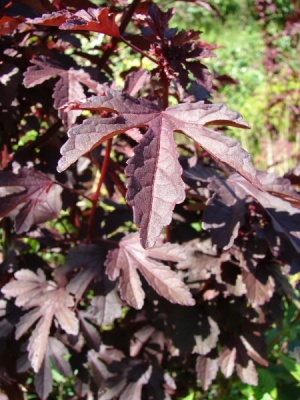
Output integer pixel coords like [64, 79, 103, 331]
[34, 353, 52, 400]
[193, 317, 220, 355]
[240, 336, 268, 367]
[130, 325, 156, 357]
[196, 355, 219, 390]
[2, 269, 79, 372]
[258, 170, 300, 209]
[242, 265, 275, 307]
[88, 349, 114, 385]
[23, 58, 65, 88]
[119, 366, 152, 400]
[85, 292, 122, 326]
[105, 232, 195, 309]
[78, 312, 101, 350]
[1, 268, 49, 307]
[202, 176, 247, 249]
[125, 122, 185, 248]
[58, 89, 255, 247]
[218, 260, 246, 297]
[219, 346, 236, 378]
[230, 173, 300, 253]
[57, 244, 106, 301]
[0, 168, 62, 233]
[236, 359, 258, 386]
[24, 58, 104, 127]
[48, 337, 72, 376]
[123, 69, 150, 97]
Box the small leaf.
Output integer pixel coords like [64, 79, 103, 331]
[196, 355, 219, 390]
[236, 359, 258, 386]
[0, 168, 62, 233]
[105, 232, 195, 309]
[192, 317, 220, 355]
[2, 270, 79, 372]
[220, 346, 236, 378]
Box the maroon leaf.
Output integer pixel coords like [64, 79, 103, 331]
[24, 58, 104, 127]
[78, 312, 101, 350]
[241, 264, 275, 307]
[34, 354, 52, 400]
[27, 7, 120, 37]
[130, 325, 156, 357]
[231, 173, 300, 253]
[196, 355, 219, 390]
[202, 176, 247, 249]
[240, 336, 268, 367]
[61, 244, 107, 301]
[48, 337, 72, 377]
[2, 269, 79, 372]
[236, 359, 258, 386]
[58, 89, 256, 247]
[123, 69, 150, 97]
[85, 293, 122, 326]
[0, 168, 62, 233]
[219, 346, 236, 378]
[204, 172, 300, 252]
[192, 317, 220, 355]
[125, 119, 185, 247]
[105, 232, 194, 309]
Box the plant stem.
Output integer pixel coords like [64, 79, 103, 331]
[85, 139, 112, 242]
[120, 36, 158, 64]
[55, 182, 93, 202]
[162, 74, 170, 110]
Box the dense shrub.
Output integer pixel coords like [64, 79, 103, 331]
[0, 0, 299, 399]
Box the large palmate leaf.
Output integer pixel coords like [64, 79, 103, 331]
[0, 168, 62, 233]
[57, 89, 257, 247]
[104, 232, 195, 309]
[2, 269, 79, 372]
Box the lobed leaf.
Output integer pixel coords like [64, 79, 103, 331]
[105, 232, 195, 309]
[58, 89, 256, 247]
[2, 270, 79, 372]
[0, 168, 62, 233]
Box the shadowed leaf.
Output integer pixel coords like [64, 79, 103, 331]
[0, 168, 62, 233]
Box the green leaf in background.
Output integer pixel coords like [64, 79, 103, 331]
[279, 353, 300, 383]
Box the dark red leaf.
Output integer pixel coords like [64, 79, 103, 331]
[27, 7, 120, 37]
[24, 58, 104, 127]
[0, 168, 62, 233]
[2, 269, 79, 372]
[219, 346, 236, 378]
[105, 232, 194, 309]
[58, 89, 256, 247]
[196, 355, 219, 390]
[34, 355, 53, 400]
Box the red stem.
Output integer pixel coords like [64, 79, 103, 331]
[120, 36, 158, 64]
[85, 139, 112, 242]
